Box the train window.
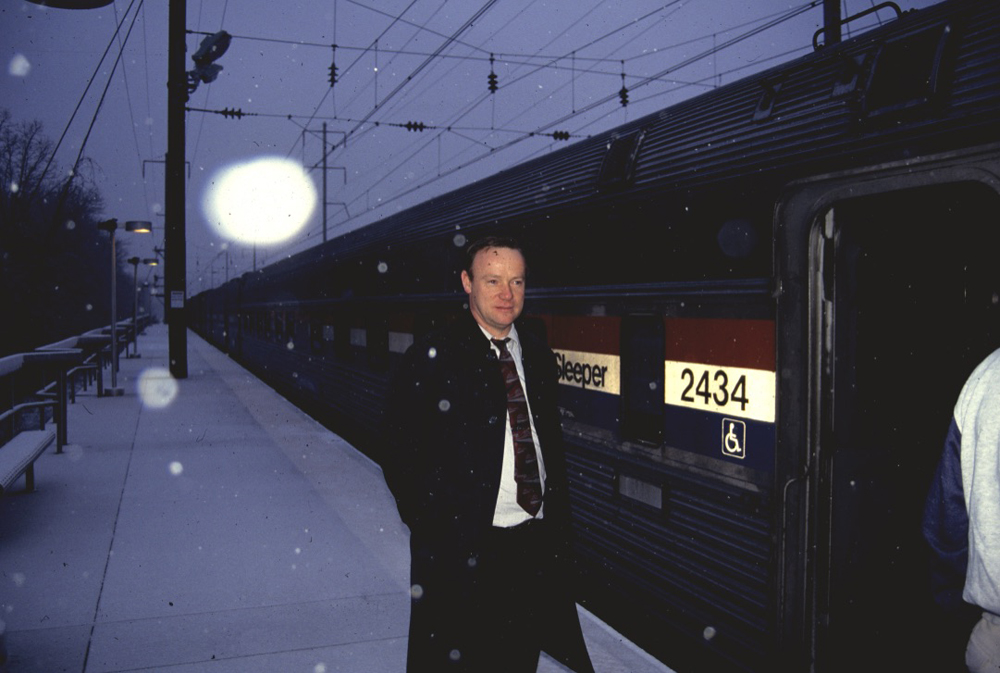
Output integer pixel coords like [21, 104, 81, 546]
[621, 315, 665, 445]
[276, 313, 286, 343]
[863, 22, 952, 118]
[597, 129, 645, 190]
[350, 328, 367, 348]
[389, 331, 414, 355]
[334, 317, 350, 358]
[310, 321, 323, 355]
[368, 318, 389, 370]
[297, 315, 309, 346]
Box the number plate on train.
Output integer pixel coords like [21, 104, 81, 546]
[664, 360, 775, 423]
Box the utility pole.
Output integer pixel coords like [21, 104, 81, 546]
[823, 0, 842, 46]
[166, 0, 188, 378]
[323, 122, 328, 243]
[307, 123, 345, 242]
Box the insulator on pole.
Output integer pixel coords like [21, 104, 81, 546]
[488, 53, 498, 93]
[329, 45, 338, 87]
[619, 64, 628, 107]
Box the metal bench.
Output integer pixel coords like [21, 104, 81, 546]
[0, 396, 60, 495]
[0, 428, 55, 494]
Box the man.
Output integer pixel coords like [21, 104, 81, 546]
[923, 347, 1000, 672]
[383, 237, 594, 672]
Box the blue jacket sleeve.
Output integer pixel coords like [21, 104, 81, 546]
[922, 418, 969, 610]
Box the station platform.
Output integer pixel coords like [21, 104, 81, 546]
[0, 324, 674, 672]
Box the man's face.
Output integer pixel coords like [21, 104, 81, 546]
[461, 246, 526, 338]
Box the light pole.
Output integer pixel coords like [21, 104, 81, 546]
[128, 256, 140, 357]
[167, 0, 188, 379]
[98, 219, 150, 396]
[141, 281, 152, 323]
[127, 256, 159, 358]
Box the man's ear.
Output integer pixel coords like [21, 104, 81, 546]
[461, 270, 472, 294]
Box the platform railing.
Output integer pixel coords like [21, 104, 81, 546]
[1, 316, 157, 454]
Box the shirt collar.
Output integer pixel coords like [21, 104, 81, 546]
[478, 323, 520, 351]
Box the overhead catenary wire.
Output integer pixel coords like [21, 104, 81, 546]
[353, 0, 461, 123]
[185, 0, 787, 202]
[190, 0, 233, 185]
[330, 0, 822, 231]
[517, 41, 811, 166]
[32, 0, 141, 204]
[344, 0, 733, 210]
[315, 0, 501, 168]
[314, 0, 665, 225]
[490, 1, 817, 155]
[176, 0, 843, 267]
[260, 0, 824, 254]
[289, 0, 422, 155]
[111, 1, 147, 210]
[48, 0, 145, 230]
[187, 22, 664, 69]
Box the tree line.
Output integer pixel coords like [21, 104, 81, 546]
[0, 108, 137, 357]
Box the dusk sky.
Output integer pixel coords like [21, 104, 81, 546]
[1, 0, 941, 297]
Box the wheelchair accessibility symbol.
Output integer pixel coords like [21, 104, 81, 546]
[722, 418, 746, 460]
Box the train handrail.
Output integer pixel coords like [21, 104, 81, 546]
[814, 2, 903, 50]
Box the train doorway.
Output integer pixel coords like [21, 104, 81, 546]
[812, 179, 1000, 671]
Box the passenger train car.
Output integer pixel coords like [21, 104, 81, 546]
[190, 0, 1000, 669]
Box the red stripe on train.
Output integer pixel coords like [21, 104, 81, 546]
[541, 315, 621, 355]
[665, 318, 774, 370]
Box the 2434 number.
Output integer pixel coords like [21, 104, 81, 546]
[680, 368, 749, 410]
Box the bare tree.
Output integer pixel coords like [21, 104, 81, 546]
[0, 109, 124, 356]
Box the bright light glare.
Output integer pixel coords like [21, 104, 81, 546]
[9, 54, 30, 77]
[203, 156, 317, 245]
[138, 367, 179, 409]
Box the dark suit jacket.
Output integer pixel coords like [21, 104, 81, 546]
[383, 311, 592, 672]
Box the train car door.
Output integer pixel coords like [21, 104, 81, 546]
[775, 148, 1000, 672]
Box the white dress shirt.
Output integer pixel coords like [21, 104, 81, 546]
[479, 324, 547, 526]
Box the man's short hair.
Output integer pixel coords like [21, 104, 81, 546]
[464, 236, 526, 279]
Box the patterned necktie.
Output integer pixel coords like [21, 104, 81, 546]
[491, 338, 543, 516]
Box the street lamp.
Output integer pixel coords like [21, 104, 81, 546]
[126, 256, 159, 358]
[141, 281, 152, 324]
[127, 257, 140, 358]
[97, 219, 150, 396]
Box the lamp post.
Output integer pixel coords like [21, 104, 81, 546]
[127, 256, 140, 358]
[126, 256, 159, 358]
[98, 219, 150, 396]
[142, 257, 160, 318]
[167, 0, 189, 379]
[141, 281, 152, 323]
